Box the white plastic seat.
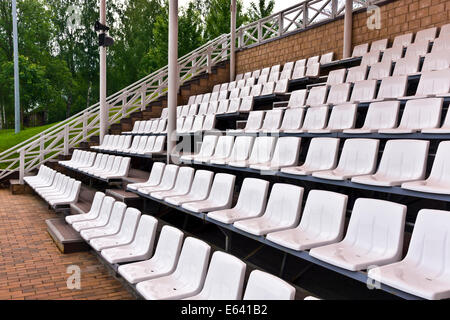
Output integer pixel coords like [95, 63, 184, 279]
[422, 51, 450, 72]
[381, 46, 404, 63]
[179, 116, 194, 133]
[199, 136, 234, 163]
[279, 62, 293, 80]
[247, 110, 282, 133]
[369, 75, 408, 102]
[197, 102, 209, 116]
[80, 202, 127, 241]
[165, 170, 214, 206]
[66, 192, 105, 224]
[139, 165, 179, 195]
[128, 163, 165, 191]
[182, 173, 236, 213]
[117, 226, 183, 284]
[218, 90, 229, 101]
[270, 108, 304, 133]
[432, 37, 450, 52]
[101, 215, 158, 265]
[415, 27, 437, 43]
[320, 52, 334, 64]
[261, 82, 275, 95]
[327, 69, 346, 86]
[344, 101, 400, 134]
[410, 69, 450, 99]
[405, 41, 430, 60]
[239, 96, 254, 112]
[305, 63, 320, 77]
[313, 139, 379, 181]
[207, 178, 269, 224]
[306, 86, 328, 107]
[402, 141, 450, 195]
[90, 208, 141, 251]
[194, 95, 203, 104]
[47, 180, 81, 207]
[243, 270, 296, 300]
[292, 63, 306, 79]
[250, 137, 301, 171]
[422, 108, 450, 134]
[392, 33, 413, 48]
[371, 39, 388, 52]
[351, 43, 369, 57]
[212, 136, 254, 166]
[367, 61, 392, 80]
[98, 157, 131, 180]
[379, 98, 443, 134]
[274, 79, 289, 94]
[308, 104, 357, 133]
[282, 89, 307, 109]
[326, 83, 351, 105]
[239, 86, 251, 98]
[229, 111, 264, 133]
[217, 100, 230, 114]
[291, 106, 328, 133]
[257, 74, 269, 85]
[228, 136, 276, 168]
[281, 138, 340, 176]
[345, 65, 367, 83]
[141, 136, 156, 154]
[136, 237, 211, 300]
[234, 184, 303, 236]
[185, 252, 246, 300]
[392, 55, 420, 76]
[310, 198, 406, 271]
[349, 80, 377, 103]
[227, 98, 241, 113]
[145, 136, 166, 155]
[180, 135, 218, 161]
[368, 209, 450, 300]
[267, 190, 348, 251]
[250, 84, 263, 97]
[360, 51, 381, 67]
[352, 139, 429, 187]
[151, 167, 194, 200]
[207, 101, 218, 115]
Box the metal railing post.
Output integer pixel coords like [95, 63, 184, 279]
[39, 133, 44, 163]
[63, 125, 69, 156]
[19, 149, 24, 184]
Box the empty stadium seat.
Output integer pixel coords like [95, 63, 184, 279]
[326, 83, 351, 105]
[138, 165, 179, 195]
[306, 86, 328, 106]
[246, 110, 283, 133]
[250, 137, 301, 171]
[308, 104, 357, 133]
[371, 38, 388, 52]
[234, 184, 303, 236]
[80, 202, 127, 241]
[127, 162, 165, 191]
[243, 270, 296, 300]
[66, 192, 105, 224]
[228, 136, 276, 168]
[180, 136, 218, 162]
[118, 226, 184, 284]
[101, 215, 159, 264]
[207, 178, 269, 224]
[351, 140, 429, 187]
[367, 61, 392, 80]
[422, 51, 450, 72]
[313, 139, 379, 181]
[404, 40, 430, 59]
[360, 51, 381, 66]
[229, 111, 264, 133]
[344, 101, 400, 134]
[186, 252, 246, 300]
[392, 55, 420, 76]
[165, 170, 214, 206]
[151, 167, 194, 200]
[379, 98, 443, 134]
[200, 136, 235, 164]
[310, 199, 407, 271]
[381, 46, 404, 63]
[351, 43, 369, 57]
[370, 75, 408, 101]
[182, 173, 236, 213]
[89, 208, 141, 251]
[71, 196, 116, 232]
[281, 138, 340, 176]
[415, 27, 437, 43]
[402, 141, 450, 195]
[422, 108, 450, 134]
[345, 65, 367, 83]
[136, 237, 211, 300]
[392, 33, 413, 48]
[211, 136, 254, 165]
[266, 190, 348, 250]
[349, 80, 377, 103]
[271, 108, 305, 133]
[410, 69, 450, 98]
[368, 209, 450, 300]
[327, 69, 346, 86]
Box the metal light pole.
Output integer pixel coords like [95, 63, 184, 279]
[343, 0, 353, 59]
[12, 0, 20, 134]
[167, 0, 178, 163]
[230, 0, 237, 81]
[99, 0, 107, 144]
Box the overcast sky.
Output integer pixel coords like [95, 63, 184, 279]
[178, 0, 301, 13]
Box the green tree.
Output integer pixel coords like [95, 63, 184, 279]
[247, 0, 275, 21]
[204, 0, 247, 41]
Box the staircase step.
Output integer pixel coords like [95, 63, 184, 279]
[46, 218, 89, 254]
[9, 179, 33, 195]
[106, 189, 144, 210]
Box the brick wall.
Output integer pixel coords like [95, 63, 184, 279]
[236, 0, 450, 74]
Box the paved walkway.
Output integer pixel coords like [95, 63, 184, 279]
[0, 189, 134, 300]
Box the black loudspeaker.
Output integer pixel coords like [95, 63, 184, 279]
[99, 33, 114, 47]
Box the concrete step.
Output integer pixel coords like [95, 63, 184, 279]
[46, 218, 89, 254]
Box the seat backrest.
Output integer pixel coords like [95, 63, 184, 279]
[150, 120, 159, 133]
[239, 86, 251, 98]
[246, 77, 255, 87]
[292, 64, 306, 79]
[371, 39, 388, 52]
[172, 167, 195, 194]
[137, 121, 147, 133]
[248, 136, 277, 164]
[229, 136, 255, 162]
[252, 69, 261, 79]
[158, 164, 179, 189]
[150, 225, 183, 271]
[116, 208, 141, 242]
[202, 93, 211, 103]
[326, 103, 357, 130]
[207, 101, 219, 114]
[268, 71, 280, 82]
[352, 43, 369, 57]
[177, 117, 185, 130]
[307, 56, 320, 66]
[305, 63, 320, 77]
[156, 119, 167, 133]
[439, 23, 450, 38]
[235, 74, 244, 82]
[97, 196, 116, 225]
[261, 110, 283, 130]
[274, 79, 289, 94]
[343, 198, 406, 260]
[298, 190, 348, 243]
[212, 84, 221, 93]
[218, 90, 229, 101]
[239, 96, 254, 112]
[271, 137, 301, 167]
[207, 173, 236, 207]
[137, 136, 148, 151]
[250, 84, 263, 97]
[363, 101, 400, 130]
[263, 183, 304, 229]
[320, 52, 334, 64]
[327, 69, 346, 85]
[198, 136, 218, 157]
[326, 83, 351, 105]
[349, 80, 377, 102]
[228, 81, 237, 91]
[213, 136, 235, 159]
[416, 69, 450, 96]
[107, 202, 127, 232]
[103, 156, 116, 171]
[69, 181, 81, 202]
[345, 65, 367, 83]
[143, 135, 155, 151]
[304, 138, 340, 170]
[377, 140, 429, 180]
[244, 270, 296, 300]
[258, 73, 269, 85]
[172, 238, 211, 289]
[397, 98, 443, 130]
[280, 108, 304, 131]
[337, 139, 379, 175]
[188, 104, 198, 117]
[432, 37, 450, 52]
[202, 114, 216, 131]
[280, 63, 293, 80]
[360, 51, 380, 66]
[367, 61, 392, 80]
[109, 157, 123, 174]
[130, 215, 159, 257]
[197, 251, 246, 300]
[392, 33, 413, 47]
[415, 27, 437, 43]
[152, 136, 166, 153]
[210, 91, 219, 102]
[147, 162, 166, 185]
[228, 98, 241, 113]
[130, 136, 141, 150]
[381, 46, 404, 63]
[404, 209, 450, 273]
[244, 111, 265, 131]
[301, 106, 329, 130]
[306, 85, 328, 106]
[143, 121, 154, 133]
[217, 100, 230, 114]
[87, 193, 106, 217]
[198, 102, 209, 115]
[181, 105, 191, 117]
[392, 55, 420, 76]
[288, 89, 307, 108]
[405, 40, 430, 59]
[261, 67, 271, 76]
[194, 94, 203, 104]
[189, 170, 214, 199]
[261, 82, 275, 95]
[235, 178, 269, 217]
[422, 51, 450, 73]
[181, 116, 195, 132]
[191, 115, 205, 132]
[428, 141, 450, 184]
[116, 158, 131, 177]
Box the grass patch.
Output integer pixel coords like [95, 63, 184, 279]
[0, 123, 59, 153]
